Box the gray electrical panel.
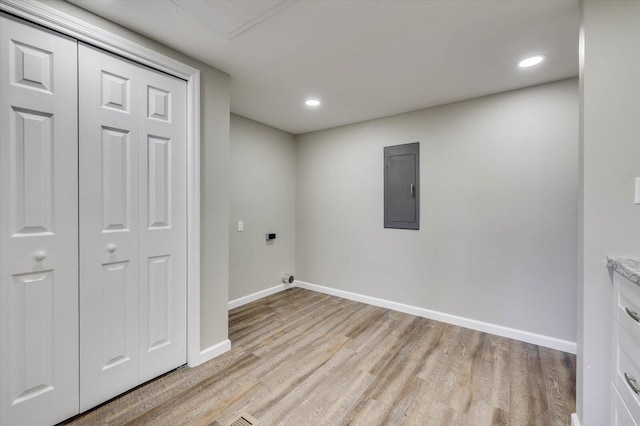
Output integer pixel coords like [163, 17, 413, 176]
[384, 142, 419, 230]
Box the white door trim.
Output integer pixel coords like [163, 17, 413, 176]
[0, 0, 204, 367]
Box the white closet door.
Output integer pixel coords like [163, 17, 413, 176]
[79, 44, 187, 409]
[138, 67, 187, 382]
[0, 15, 79, 426]
[79, 44, 141, 411]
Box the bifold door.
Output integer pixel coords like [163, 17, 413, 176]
[78, 44, 187, 411]
[78, 45, 141, 409]
[0, 15, 79, 425]
[0, 16, 188, 424]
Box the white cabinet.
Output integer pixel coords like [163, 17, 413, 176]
[0, 15, 188, 425]
[612, 383, 638, 426]
[611, 261, 640, 425]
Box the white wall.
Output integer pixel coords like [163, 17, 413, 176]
[577, 2, 640, 425]
[40, 0, 231, 350]
[229, 114, 296, 302]
[296, 79, 578, 344]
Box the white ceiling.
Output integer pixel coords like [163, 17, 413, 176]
[68, 0, 580, 135]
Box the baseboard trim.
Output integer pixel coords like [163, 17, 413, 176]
[295, 280, 577, 354]
[571, 413, 581, 426]
[192, 339, 231, 367]
[228, 283, 293, 310]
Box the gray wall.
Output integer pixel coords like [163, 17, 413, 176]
[296, 79, 578, 342]
[229, 114, 296, 301]
[578, 2, 640, 424]
[41, 0, 231, 349]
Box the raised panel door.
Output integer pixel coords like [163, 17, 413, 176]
[78, 44, 187, 409]
[138, 66, 187, 382]
[78, 44, 140, 411]
[0, 15, 79, 426]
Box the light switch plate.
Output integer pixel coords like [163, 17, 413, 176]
[636, 178, 640, 205]
[237, 220, 244, 232]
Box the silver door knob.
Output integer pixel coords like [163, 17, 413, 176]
[34, 251, 46, 261]
[107, 244, 117, 253]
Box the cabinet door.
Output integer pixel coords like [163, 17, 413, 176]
[138, 67, 187, 382]
[384, 142, 420, 230]
[0, 15, 79, 425]
[78, 44, 140, 411]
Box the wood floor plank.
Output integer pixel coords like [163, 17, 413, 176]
[464, 333, 510, 424]
[123, 354, 263, 425]
[61, 288, 575, 426]
[256, 347, 373, 425]
[508, 341, 551, 426]
[338, 396, 389, 426]
[420, 400, 465, 426]
[539, 346, 577, 426]
[447, 330, 483, 414]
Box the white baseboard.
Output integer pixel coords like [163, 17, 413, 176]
[228, 283, 293, 310]
[192, 339, 231, 366]
[295, 280, 577, 354]
[571, 413, 581, 426]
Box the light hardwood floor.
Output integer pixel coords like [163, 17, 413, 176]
[62, 288, 576, 425]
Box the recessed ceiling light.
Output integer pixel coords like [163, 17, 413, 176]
[305, 98, 321, 107]
[518, 55, 545, 68]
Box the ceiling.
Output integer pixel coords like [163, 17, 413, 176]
[68, 0, 580, 135]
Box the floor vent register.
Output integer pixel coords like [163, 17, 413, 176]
[228, 413, 259, 426]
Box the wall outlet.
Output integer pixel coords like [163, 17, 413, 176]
[237, 220, 244, 232]
[636, 178, 640, 205]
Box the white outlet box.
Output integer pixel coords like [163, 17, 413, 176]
[237, 220, 244, 232]
[636, 178, 640, 205]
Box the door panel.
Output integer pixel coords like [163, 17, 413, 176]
[11, 107, 54, 235]
[147, 255, 171, 351]
[100, 260, 133, 370]
[138, 67, 187, 382]
[10, 271, 54, 403]
[101, 71, 130, 113]
[101, 126, 133, 231]
[147, 135, 171, 228]
[79, 44, 140, 411]
[0, 15, 79, 426]
[11, 39, 53, 93]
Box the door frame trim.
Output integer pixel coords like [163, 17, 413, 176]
[0, 0, 204, 367]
